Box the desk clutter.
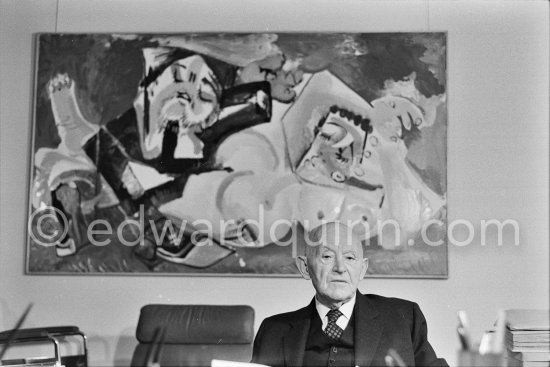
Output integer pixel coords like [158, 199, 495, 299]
[457, 309, 550, 367]
[505, 309, 550, 367]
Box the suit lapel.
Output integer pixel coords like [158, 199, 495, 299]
[283, 300, 314, 367]
[354, 292, 384, 367]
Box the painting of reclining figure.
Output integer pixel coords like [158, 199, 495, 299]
[27, 33, 447, 277]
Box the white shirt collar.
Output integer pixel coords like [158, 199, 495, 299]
[315, 294, 356, 330]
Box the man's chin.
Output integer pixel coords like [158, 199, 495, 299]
[325, 287, 354, 302]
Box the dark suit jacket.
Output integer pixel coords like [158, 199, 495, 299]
[252, 292, 448, 367]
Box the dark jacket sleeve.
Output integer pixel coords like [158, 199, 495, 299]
[251, 320, 267, 364]
[411, 303, 449, 367]
[251, 318, 285, 367]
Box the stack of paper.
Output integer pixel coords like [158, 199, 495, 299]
[505, 309, 550, 367]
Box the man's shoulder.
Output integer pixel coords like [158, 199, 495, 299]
[260, 293, 421, 326]
[359, 293, 420, 317]
[261, 304, 312, 325]
[361, 293, 417, 307]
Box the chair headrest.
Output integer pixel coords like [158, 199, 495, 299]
[136, 305, 254, 344]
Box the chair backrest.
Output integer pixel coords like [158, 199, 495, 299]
[131, 304, 255, 367]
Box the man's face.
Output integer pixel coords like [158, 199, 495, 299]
[298, 223, 368, 307]
[149, 55, 221, 131]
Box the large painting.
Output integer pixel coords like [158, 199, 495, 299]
[27, 33, 447, 277]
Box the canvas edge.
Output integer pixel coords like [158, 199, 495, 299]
[24, 33, 43, 275]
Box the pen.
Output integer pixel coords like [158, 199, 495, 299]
[457, 326, 472, 351]
[491, 309, 506, 354]
[0, 303, 33, 361]
[385, 355, 396, 367]
[386, 348, 406, 367]
[457, 310, 472, 351]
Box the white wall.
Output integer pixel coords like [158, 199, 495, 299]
[1, 1, 548, 366]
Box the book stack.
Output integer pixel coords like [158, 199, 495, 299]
[505, 309, 550, 367]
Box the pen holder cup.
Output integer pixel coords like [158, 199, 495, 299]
[457, 350, 505, 367]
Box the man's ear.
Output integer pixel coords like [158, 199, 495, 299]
[360, 257, 369, 279]
[296, 256, 311, 280]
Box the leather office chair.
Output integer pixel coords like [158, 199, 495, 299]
[131, 304, 255, 367]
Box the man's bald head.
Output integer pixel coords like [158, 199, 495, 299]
[304, 222, 365, 258]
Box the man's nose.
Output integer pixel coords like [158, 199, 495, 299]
[333, 255, 346, 273]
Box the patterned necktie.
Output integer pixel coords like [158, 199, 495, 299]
[324, 309, 344, 340]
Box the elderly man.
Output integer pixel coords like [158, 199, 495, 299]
[252, 222, 448, 367]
